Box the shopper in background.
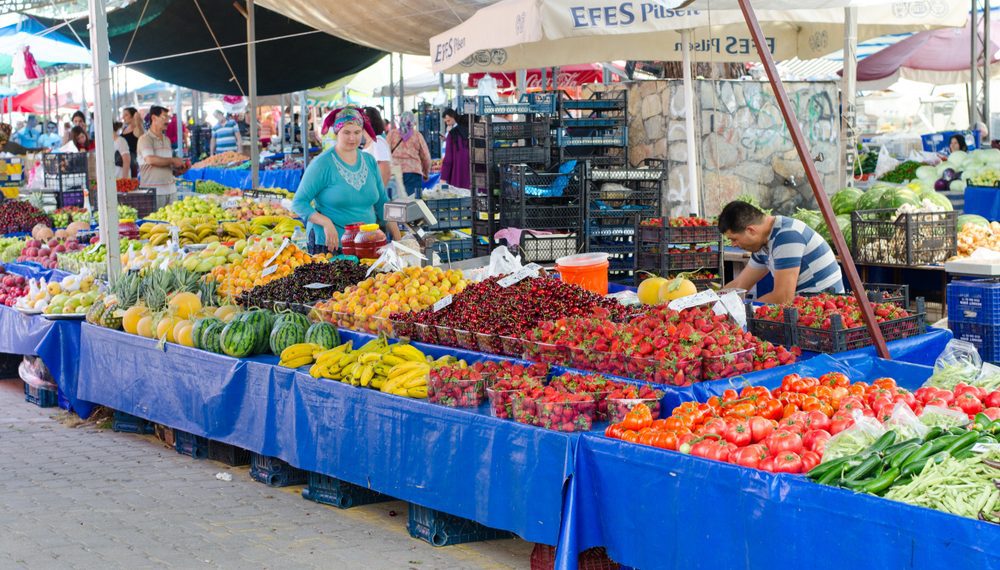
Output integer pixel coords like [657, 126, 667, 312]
[37, 121, 61, 149]
[121, 107, 143, 177]
[949, 134, 968, 154]
[211, 110, 239, 155]
[292, 106, 400, 254]
[439, 108, 470, 190]
[138, 106, 184, 208]
[13, 115, 40, 149]
[67, 126, 93, 152]
[0, 123, 29, 154]
[387, 111, 431, 199]
[361, 106, 392, 188]
[112, 121, 132, 180]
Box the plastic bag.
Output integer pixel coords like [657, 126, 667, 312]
[919, 405, 970, 429]
[883, 402, 929, 441]
[18, 356, 56, 390]
[925, 339, 982, 389]
[822, 410, 886, 462]
[462, 246, 524, 282]
[874, 145, 901, 179]
[606, 290, 641, 306]
[365, 240, 426, 277]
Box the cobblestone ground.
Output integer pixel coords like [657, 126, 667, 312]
[0, 379, 533, 569]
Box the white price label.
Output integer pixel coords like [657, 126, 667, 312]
[261, 264, 278, 277]
[972, 443, 1000, 454]
[264, 238, 290, 267]
[85, 242, 101, 255]
[718, 292, 748, 329]
[168, 225, 180, 245]
[302, 282, 333, 289]
[432, 295, 453, 312]
[498, 263, 542, 288]
[667, 290, 720, 311]
[223, 197, 240, 209]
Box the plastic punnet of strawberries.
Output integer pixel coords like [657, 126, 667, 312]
[428, 365, 487, 408]
[754, 293, 909, 330]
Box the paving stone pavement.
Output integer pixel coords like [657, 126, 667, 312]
[0, 379, 535, 569]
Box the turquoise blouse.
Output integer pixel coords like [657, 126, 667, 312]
[291, 147, 388, 244]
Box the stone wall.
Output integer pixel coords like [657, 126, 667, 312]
[583, 79, 839, 217]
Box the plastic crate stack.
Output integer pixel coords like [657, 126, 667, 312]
[634, 219, 724, 287]
[0, 157, 23, 199]
[424, 196, 473, 262]
[947, 279, 1000, 363]
[555, 91, 628, 168]
[41, 152, 88, 209]
[499, 162, 584, 255]
[417, 102, 442, 159]
[584, 159, 665, 283]
[469, 109, 554, 256]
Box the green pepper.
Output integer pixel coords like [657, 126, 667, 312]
[858, 467, 901, 495]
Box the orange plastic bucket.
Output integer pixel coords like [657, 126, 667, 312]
[555, 253, 610, 295]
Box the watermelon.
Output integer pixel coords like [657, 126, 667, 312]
[831, 188, 863, 215]
[221, 320, 256, 358]
[270, 322, 306, 355]
[855, 187, 886, 211]
[792, 209, 822, 231]
[958, 214, 990, 231]
[878, 188, 921, 210]
[192, 317, 222, 350]
[922, 191, 954, 211]
[239, 309, 274, 354]
[200, 321, 226, 354]
[274, 311, 310, 331]
[305, 322, 339, 349]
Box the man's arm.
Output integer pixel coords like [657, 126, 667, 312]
[724, 265, 768, 292]
[757, 267, 800, 304]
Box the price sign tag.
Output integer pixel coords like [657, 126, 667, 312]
[261, 264, 278, 277]
[168, 225, 180, 245]
[432, 295, 453, 312]
[498, 263, 542, 288]
[718, 292, 747, 329]
[302, 282, 333, 290]
[972, 443, 1000, 454]
[264, 238, 290, 267]
[223, 197, 240, 209]
[667, 289, 720, 312]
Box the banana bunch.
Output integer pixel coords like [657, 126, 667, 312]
[278, 342, 328, 368]
[140, 223, 172, 246]
[250, 216, 305, 238]
[221, 221, 253, 240]
[307, 338, 439, 398]
[178, 221, 222, 245]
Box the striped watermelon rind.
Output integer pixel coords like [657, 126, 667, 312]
[305, 322, 340, 349]
[200, 321, 227, 354]
[221, 320, 256, 358]
[192, 317, 222, 350]
[270, 322, 306, 355]
[274, 312, 310, 331]
[239, 309, 274, 354]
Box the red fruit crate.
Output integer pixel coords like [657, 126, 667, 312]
[638, 219, 721, 244]
[530, 543, 618, 570]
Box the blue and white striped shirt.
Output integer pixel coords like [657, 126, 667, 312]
[749, 216, 844, 294]
[212, 120, 238, 153]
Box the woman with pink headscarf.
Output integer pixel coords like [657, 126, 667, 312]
[387, 111, 432, 199]
[292, 106, 400, 254]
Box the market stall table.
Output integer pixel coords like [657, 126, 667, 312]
[182, 167, 303, 191]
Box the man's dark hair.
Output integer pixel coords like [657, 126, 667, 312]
[71, 110, 86, 122]
[718, 201, 766, 233]
[363, 106, 385, 136]
[442, 108, 460, 121]
[149, 105, 169, 117]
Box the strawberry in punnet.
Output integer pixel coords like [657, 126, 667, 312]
[531, 388, 597, 432]
[429, 365, 487, 408]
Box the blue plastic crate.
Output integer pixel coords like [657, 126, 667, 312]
[425, 197, 472, 231]
[174, 430, 208, 459]
[302, 473, 390, 509]
[947, 279, 1000, 325]
[112, 411, 155, 435]
[921, 130, 980, 153]
[23, 382, 57, 408]
[407, 504, 512, 547]
[249, 453, 307, 487]
[431, 238, 473, 262]
[207, 441, 250, 466]
[950, 321, 1000, 363]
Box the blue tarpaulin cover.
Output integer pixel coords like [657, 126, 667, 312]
[963, 185, 1000, 221]
[182, 167, 303, 191]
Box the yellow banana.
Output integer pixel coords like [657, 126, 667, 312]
[359, 365, 375, 387]
[279, 355, 313, 369]
[339, 352, 359, 367]
[391, 368, 429, 389]
[280, 343, 320, 362]
[308, 361, 329, 378]
[358, 338, 385, 354]
[388, 361, 425, 378]
[391, 344, 426, 362]
[407, 386, 428, 398]
[401, 374, 428, 389]
[359, 352, 382, 365]
[380, 354, 406, 367]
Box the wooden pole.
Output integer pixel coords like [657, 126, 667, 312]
[736, 0, 890, 359]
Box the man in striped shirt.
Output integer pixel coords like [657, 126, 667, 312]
[210, 110, 240, 155]
[720, 201, 844, 303]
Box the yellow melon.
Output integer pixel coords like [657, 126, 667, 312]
[659, 277, 698, 303]
[172, 319, 192, 344]
[122, 306, 148, 335]
[155, 316, 176, 342]
[168, 292, 202, 319]
[175, 323, 195, 347]
[135, 315, 154, 338]
[214, 304, 240, 322]
[637, 276, 668, 305]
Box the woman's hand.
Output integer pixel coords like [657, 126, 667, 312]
[323, 222, 340, 252]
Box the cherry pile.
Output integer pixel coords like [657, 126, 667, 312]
[754, 293, 909, 330]
[236, 260, 368, 309]
[0, 201, 51, 235]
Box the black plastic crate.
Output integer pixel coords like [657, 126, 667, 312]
[250, 453, 307, 487]
[588, 158, 667, 181]
[90, 188, 157, 218]
[431, 238, 473, 262]
[556, 146, 627, 167]
[425, 197, 472, 230]
[559, 90, 627, 111]
[500, 204, 582, 232]
[0, 353, 21, 377]
[302, 472, 390, 509]
[43, 152, 88, 175]
[557, 129, 627, 147]
[851, 209, 957, 266]
[208, 441, 251, 466]
[174, 430, 209, 459]
[639, 219, 721, 244]
[636, 249, 721, 272]
[502, 163, 584, 202]
[509, 233, 580, 263]
[407, 504, 512, 547]
[23, 382, 57, 408]
[112, 411, 155, 435]
[244, 188, 287, 201]
[473, 145, 550, 166]
[802, 283, 909, 308]
[471, 120, 551, 140]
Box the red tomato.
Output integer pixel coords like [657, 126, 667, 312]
[804, 410, 831, 432]
[605, 424, 625, 439]
[749, 417, 776, 443]
[802, 429, 832, 454]
[983, 407, 1000, 420]
[650, 431, 680, 451]
[936, 390, 956, 405]
[914, 386, 936, 404]
[676, 432, 696, 452]
[773, 451, 804, 473]
[621, 430, 639, 443]
[765, 430, 804, 454]
[839, 396, 865, 413]
[759, 455, 777, 472]
[731, 444, 768, 469]
[819, 372, 850, 388]
[800, 450, 822, 473]
[724, 420, 753, 447]
[702, 418, 729, 438]
[758, 399, 784, 421]
[925, 397, 950, 408]
[956, 393, 984, 416]
[985, 391, 1000, 409]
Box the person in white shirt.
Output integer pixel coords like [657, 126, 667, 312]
[137, 106, 184, 207]
[361, 106, 391, 187]
[112, 121, 132, 180]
